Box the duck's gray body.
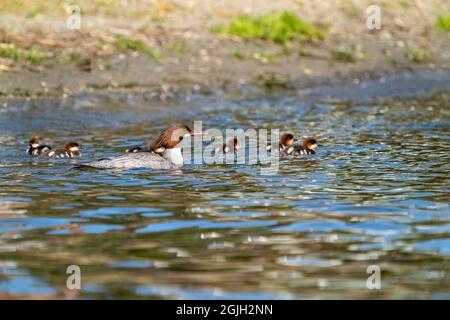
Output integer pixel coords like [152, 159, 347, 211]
[79, 148, 182, 170]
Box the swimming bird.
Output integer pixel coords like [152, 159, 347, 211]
[224, 137, 240, 153]
[26, 137, 52, 156]
[215, 137, 240, 155]
[282, 137, 318, 156]
[78, 124, 203, 169]
[45, 142, 82, 159]
[125, 146, 145, 153]
[125, 142, 165, 155]
[266, 133, 295, 152]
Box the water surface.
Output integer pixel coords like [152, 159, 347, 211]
[0, 72, 449, 299]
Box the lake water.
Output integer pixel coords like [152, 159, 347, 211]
[0, 71, 449, 299]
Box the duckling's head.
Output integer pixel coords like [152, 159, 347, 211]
[280, 133, 295, 147]
[29, 137, 43, 148]
[65, 142, 81, 152]
[303, 137, 318, 150]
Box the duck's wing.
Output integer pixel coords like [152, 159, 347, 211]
[77, 152, 175, 169]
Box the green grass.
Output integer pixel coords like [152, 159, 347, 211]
[115, 36, 163, 62]
[298, 47, 312, 57]
[252, 51, 276, 64]
[150, 14, 166, 23]
[25, 47, 47, 64]
[213, 11, 324, 44]
[229, 49, 278, 64]
[406, 46, 432, 63]
[332, 44, 368, 63]
[332, 49, 356, 63]
[230, 49, 246, 59]
[166, 42, 184, 53]
[103, 61, 113, 70]
[0, 43, 47, 64]
[115, 36, 146, 52]
[0, 43, 22, 60]
[58, 52, 82, 65]
[436, 14, 450, 32]
[147, 48, 163, 62]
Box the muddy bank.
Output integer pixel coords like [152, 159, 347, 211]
[0, 0, 449, 103]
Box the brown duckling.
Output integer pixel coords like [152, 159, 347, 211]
[282, 137, 318, 156]
[26, 137, 52, 156]
[46, 142, 82, 159]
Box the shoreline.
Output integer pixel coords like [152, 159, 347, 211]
[2, 67, 449, 107]
[0, 0, 449, 104]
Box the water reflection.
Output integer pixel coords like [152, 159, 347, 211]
[0, 87, 449, 299]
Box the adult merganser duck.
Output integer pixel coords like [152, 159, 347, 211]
[45, 142, 82, 159]
[266, 133, 295, 152]
[282, 137, 318, 156]
[78, 124, 203, 169]
[26, 137, 52, 156]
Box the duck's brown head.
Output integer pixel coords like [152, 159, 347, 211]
[150, 124, 203, 152]
[29, 137, 43, 148]
[303, 137, 318, 150]
[65, 142, 81, 152]
[280, 133, 295, 147]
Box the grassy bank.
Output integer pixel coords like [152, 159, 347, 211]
[0, 0, 449, 101]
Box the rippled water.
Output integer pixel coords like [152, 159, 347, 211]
[0, 73, 449, 299]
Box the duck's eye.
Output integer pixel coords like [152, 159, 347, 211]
[179, 136, 184, 141]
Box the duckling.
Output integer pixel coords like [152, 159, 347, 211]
[282, 137, 318, 156]
[266, 133, 295, 152]
[215, 137, 240, 154]
[26, 137, 52, 156]
[125, 144, 165, 155]
[45, 142, 82, 159]
[125, 146, 145, 153]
